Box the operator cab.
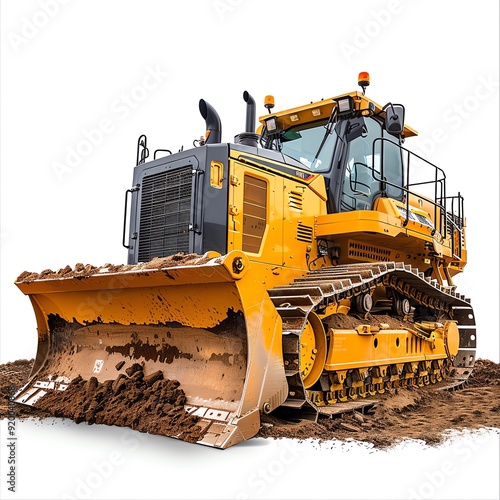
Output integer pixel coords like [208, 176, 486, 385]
[258, 83, 415, 215]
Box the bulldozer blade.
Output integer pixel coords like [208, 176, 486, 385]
[14, 252, 288, 449]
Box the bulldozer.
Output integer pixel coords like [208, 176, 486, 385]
[14, 73, 476, 448]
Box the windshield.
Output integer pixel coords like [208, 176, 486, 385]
[280, 120, 338, 172]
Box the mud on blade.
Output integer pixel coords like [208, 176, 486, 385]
[14, 252, 288, 449]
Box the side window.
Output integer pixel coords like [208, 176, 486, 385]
[340, 118, 404, 212]
[341, 118, 382, 211]
[381, 130, 404, 200]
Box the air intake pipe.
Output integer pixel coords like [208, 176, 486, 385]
[235, 91, 259, 147]
[199, 99, 222, 144]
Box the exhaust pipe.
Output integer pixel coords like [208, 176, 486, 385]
[235, 91, 259, 147]
[199, 99, 222, 144]
[243, 90, 256, 133]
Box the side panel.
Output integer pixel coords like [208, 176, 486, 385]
[201, 145, 231, 255]
[282, 175, 325, 271]
[227, 156, 327, 271]
[228, 160, 285, 266]
[127, 145, 229, 264]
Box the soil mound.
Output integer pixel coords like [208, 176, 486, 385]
[1, 358, 499, 447]
[36, 364, 204, 443]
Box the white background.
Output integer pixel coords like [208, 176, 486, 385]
[0, 1, 499, 499]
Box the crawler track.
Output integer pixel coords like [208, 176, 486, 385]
[267, 262, 476, 419]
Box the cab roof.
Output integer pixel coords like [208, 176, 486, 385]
[258, 90, 418, 138]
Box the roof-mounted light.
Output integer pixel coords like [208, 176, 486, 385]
[336, 96, 354, 115]
[264, 95, 275, 113]
[265, 116, 278, 132]
[358, 71, 370, 95]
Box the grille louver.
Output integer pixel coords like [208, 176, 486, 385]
[138, 166, 192, 262]
[288, 191, 303, 211]
[348, 240, 392, 261]
[296, 224, 313, 242]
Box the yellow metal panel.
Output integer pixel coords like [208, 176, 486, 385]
[325, 327, 450, 372]
[307, 174, 328, 203]
[209, 160, 224, 189]
[315, 210, 402, 239]
[228, 160, 285, 266]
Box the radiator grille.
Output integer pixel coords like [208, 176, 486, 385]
[138, 166, 192, 262]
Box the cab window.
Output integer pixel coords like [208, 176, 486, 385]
[280, 120, 338, 172]
[341, 118, 403, 211]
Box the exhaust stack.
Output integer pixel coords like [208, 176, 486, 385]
[235, 91, 259, 147]
[199, 99, 222, 144]
[243, 90, 256, 133]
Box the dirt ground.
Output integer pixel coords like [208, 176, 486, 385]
[0, 360, 50, 419]
[259, 358, 500, 447]
[1, 358, 499, 448]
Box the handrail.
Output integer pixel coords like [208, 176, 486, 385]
[136, 134, 149, 166]
[370, 138, 464, 245]
[122, 185, 140, 249]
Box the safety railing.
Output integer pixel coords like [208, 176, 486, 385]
[371, 138, 465, 254]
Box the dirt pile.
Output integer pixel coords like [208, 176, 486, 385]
[15, 252, 213, 283]
[1, 358, 499, 448]
[466, 358, 500, 386]
[34, 363, 205, 443]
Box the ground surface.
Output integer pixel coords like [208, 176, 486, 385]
[1, 358, 499, 448]
[259, 358, 500, 447]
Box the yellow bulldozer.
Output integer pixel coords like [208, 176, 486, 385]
[14, 73, 476, 448]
